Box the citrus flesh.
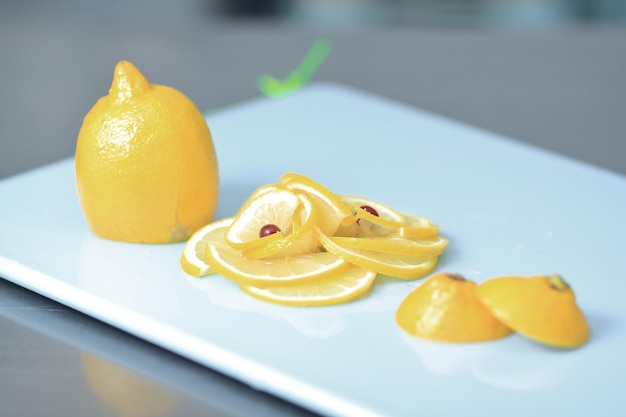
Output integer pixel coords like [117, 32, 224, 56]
[181, 173, 448, 305]
[279, 172, 355, 235]
[335, 195, 441, 239]
[242, 192, 320, 259]
[196, 217, 349, 287]
[315, 225, 439, 280]
[391, 214, 440, 238]
[224, 184, 298, 250]
[329, 234, 448, 257]
[76, 60, 218, 243]
[180, 220, 224, 277]
[341, 195, 406, 227]
[241, 266, 377, 307]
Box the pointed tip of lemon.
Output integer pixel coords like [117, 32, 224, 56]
[547, 274, 570, 291]
[110, 60, 150, 103]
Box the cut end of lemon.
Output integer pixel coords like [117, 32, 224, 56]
[396, 273, 513, 343]
[476, 275, 590, 348]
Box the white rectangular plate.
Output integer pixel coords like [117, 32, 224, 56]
[1, 84, 625, 417]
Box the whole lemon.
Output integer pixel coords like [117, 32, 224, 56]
[76, 60, 219, 243]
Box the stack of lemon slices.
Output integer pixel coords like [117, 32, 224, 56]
[181, 173, 448, 306]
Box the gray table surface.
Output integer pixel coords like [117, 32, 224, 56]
[1, 6, 625, 417]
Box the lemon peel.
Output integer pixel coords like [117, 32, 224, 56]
[476, 274, 590, 348]
[329, 235, 448, 257]
[76, 60, 218, 243]
[315, 225, 439, 280]
[279, 172, 355, 235]
[396, 273, 513, 343]
[180, 220, 226, 277]
[241, 266, 377, 307]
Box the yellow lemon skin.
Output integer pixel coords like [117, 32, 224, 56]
[476, 275, 590, 349]
[396, 273, 513, 343]
[76, 61, 218, 243]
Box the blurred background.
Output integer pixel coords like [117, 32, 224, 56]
[1, 0, 625, 179]
[3, 0, 626, 27]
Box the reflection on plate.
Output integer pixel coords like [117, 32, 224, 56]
[187, 274, 413, 339]
[77, 233, 185, 317]
[400, 331, 577, 392]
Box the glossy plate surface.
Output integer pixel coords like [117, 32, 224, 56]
[1, 84, 625, 417]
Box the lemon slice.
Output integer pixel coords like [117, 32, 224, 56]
[180, 219, 230, 277]
[341, 195, 406, 226]
[203, 218, 350, 287]
[315, 226, 438, 279]
[242, 192, 319, 259]
[394, 214, 440, 238]
[330, 234, 448, 257]
[224, 184, 297, 250]
[357, 214, 440, 239]
[279, 173, 355, 235]
[336, 195, 407, 237]
[241, 266, 377, 307]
